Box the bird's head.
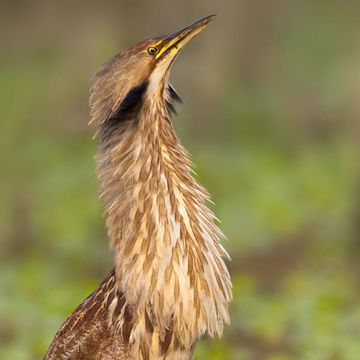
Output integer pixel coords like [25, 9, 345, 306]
[89, 15, 215, 126]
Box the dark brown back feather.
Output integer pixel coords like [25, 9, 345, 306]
[44, 270, 129, 360]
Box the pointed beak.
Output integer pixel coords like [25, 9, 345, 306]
[155, 14, 215, 60]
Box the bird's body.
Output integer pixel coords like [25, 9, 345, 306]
[45, 16, 231, 360]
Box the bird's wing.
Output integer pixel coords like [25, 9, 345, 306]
[44, 270, 128, 360]
[44, 269, 196, 359]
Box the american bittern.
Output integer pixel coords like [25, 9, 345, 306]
[45, 15, 232, 360]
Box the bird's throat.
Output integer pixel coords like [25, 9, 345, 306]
[96, 95, 231, 350]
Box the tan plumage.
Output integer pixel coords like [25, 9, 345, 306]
[45, 15, 232, 360]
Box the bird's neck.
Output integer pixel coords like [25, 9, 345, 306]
[96, 93, 231, 350]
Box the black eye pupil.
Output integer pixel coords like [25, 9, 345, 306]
[148, 47, 157, 55]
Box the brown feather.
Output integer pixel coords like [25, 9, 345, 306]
[45, 16, 231, 360]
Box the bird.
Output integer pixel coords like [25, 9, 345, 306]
[44, 15, 232, 360]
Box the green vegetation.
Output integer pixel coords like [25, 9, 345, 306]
[1, 1, 360, 359]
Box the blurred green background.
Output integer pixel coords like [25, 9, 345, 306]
[1, 1, 360, 359]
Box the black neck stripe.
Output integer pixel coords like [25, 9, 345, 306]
[100, 80, 149, 142]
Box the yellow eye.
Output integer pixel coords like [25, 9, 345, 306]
[147, 46, 158, 56]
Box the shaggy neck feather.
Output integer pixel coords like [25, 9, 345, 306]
[96, 89, 231, 350]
